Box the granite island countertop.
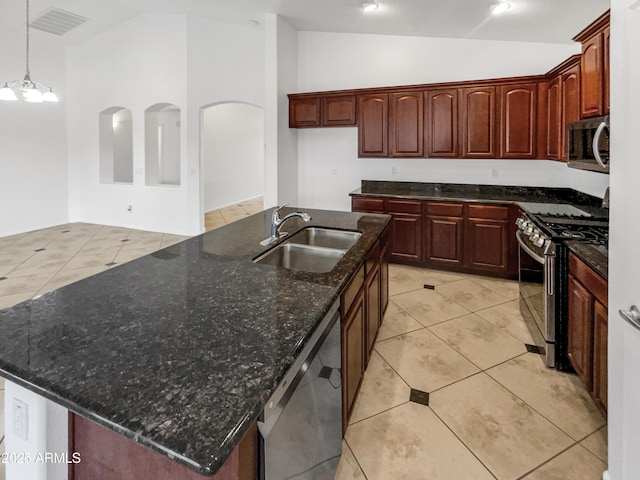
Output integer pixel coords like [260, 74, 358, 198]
[0, 207, 390, 475]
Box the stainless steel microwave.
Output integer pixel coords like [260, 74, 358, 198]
[567, 116, 609, 173]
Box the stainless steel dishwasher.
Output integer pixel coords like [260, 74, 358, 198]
[258, 300, 342, 480]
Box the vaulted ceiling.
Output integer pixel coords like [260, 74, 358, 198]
[3, 0, 610, 46]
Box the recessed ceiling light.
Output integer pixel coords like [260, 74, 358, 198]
[490, 2, 511, 15]
[362, 2, 379, 12]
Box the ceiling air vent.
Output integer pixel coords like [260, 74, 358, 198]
[29, 7, 89, 36]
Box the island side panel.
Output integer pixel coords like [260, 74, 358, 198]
[69, 413, 258, 480]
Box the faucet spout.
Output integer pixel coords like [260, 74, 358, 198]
[260, 206, 312, 246]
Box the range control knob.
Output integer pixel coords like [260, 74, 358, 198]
[515, 218, 524, 228]
[524, 224, 534, 235]
[530, 229, 540, 242]
[533, 236, 545, 248]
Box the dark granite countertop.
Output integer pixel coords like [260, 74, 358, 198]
[0, 208, 390, 475]
[565, 241, 608, 280]
[351, 180, 608, 216]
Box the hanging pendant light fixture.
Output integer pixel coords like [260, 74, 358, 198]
[0, 0, 59, 102]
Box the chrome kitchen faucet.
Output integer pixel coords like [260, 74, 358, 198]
[260, 205, 311, 246]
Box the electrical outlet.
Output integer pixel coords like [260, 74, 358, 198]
[13, 398, 29, 441]
[491, 168, 499, 179]
[127, 205, 133, 213]
[391, 166, 398, 176]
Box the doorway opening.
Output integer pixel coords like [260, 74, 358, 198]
[201, 102, 264, 231]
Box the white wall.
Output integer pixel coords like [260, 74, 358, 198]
[265, 15, 299, 209]
[608, 1, 640, 479]
[202, 103, 264, 211]
[295, 31, 609, 210]
[0, 20, 68, 237]
[187, 16, 265, 233]
[66, 15, 265, 236]
[66, 14, 190, 234]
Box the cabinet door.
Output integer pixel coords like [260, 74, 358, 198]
[466, 218, 509, 273]
[561, 65, 581, 160]
[593, 300, 608, 416]
[425, 89, 458, 157]
[390, 91, 424, 157]
[390, 215, 422, 262]
[342, 291, 365, 431]
[323, 95, 356, 126]
[365, 265, 381, 360]
[460, 86, 497, 158]
[358, 94, 389, 157]
[545, 77, 562, 160]
[500, 83, 537, 159]
[289, 97, 321, 127]
[380, 243, 389, 315]
[425, 215, 464, 267]
[567, 274, 594, 390]
[581, 33, 604, 118]
[603, 26, 610, 115]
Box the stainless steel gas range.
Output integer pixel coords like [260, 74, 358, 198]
[516, 203, 608, 370]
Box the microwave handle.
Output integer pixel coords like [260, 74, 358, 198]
[593, 120, 608, 168]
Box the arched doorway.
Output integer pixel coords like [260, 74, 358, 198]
[201, 102, 264, 230]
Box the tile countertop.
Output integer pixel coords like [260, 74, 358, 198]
[0, 208, 390, 476]
[351, 180, 609, 278]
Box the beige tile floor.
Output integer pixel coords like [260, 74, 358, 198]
[0, 200, 608, 480]
[336, 264, 608, 480]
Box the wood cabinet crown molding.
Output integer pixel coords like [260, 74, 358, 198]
[572, 9, 610, 43]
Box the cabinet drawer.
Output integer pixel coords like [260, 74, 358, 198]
[386, 200, 421, 214]
[425, 202, 463, 217]
[342, 264, 365, 317]
[467, 204, 509, 220]
[352, 197, 385, 213]
[569, 253, 608, 307]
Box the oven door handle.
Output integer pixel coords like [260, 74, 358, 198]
[516, 231, 545, 264]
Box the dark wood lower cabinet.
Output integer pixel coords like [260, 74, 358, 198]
[567, 252, 608, 417]
[69, 414, 257, 480]
[340, 225, 390, 432]
[354, 195, 517, 279]
[425, 215, 463, 267]
[341, 289, 365, 433]
[567, 273, 595, 391]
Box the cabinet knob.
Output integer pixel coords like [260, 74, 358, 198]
[619, 305, 640, 331]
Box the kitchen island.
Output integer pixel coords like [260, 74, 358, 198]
[0, 207, 390, 479]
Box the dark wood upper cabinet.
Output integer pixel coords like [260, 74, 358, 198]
[499, 83, 537, 159]
[561, 64, 581, 159]
[545, 77, 562, 160]
[603, 25, 610, 115]
[580, 33, 604, 118]
[573, 10, 609, 119]
[323, 95, 356, 126]
[289, 97, 321, 127]
[389, 91, 424, 157]
[459, 86, 497, 158]
[425, 89, 458, 157]
[358, 94, 389, 157]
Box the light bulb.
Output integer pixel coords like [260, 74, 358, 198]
[491, 2, 511, 15]
[0, 83, 18, 101]
[362, 2, 379, 12]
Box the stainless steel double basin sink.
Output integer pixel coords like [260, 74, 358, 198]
[254, 227, 362, 273]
